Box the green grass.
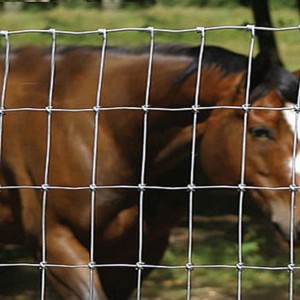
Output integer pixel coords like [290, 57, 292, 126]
[141, 219, 299, 299]
[0, 5, 299, 68]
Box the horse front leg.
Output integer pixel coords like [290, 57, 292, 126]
[46, 223, 108, 300]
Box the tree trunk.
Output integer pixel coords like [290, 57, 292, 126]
[250, 0, 282, 65]
[123, 0, 156, 7]
[297, 0, 300, 15]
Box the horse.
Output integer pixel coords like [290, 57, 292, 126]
[0, 43, 299, 299]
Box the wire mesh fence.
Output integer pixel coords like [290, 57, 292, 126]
[0, 25, 300, 299]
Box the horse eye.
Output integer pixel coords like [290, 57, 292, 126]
[249, 126, 274, 139]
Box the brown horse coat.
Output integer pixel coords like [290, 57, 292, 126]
[0, 45, 299, 299]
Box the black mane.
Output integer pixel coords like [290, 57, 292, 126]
[55, 43, 248, 78]
[171, 45, 248, 84]
[53, 43, 249, 88]
[249, 53, 299, 103]
[165, 43, 299, 104]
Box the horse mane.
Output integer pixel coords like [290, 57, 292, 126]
[54, 44, 248, 76]
[170, 44, 299, 104]
[54, 44, 198, 56]
[173, 45, 248, 84]
[53, 43, 249, 85]
[249, 53, 299, 103]
[4, 44, 298, 103]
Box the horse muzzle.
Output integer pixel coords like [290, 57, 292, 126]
[272, 217, 300, 243]
[269, 198, 300, 243]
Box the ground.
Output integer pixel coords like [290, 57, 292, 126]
[0, 213, 297, 299]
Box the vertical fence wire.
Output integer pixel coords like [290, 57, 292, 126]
[186, 26, 205, 300]
[0, 31, 9, 171]
[289, 108, 298, 300]
[236, 24, 256, 300]
[89, 29, 107, 300]
[0, 36, 9, 292]
[288, 73, 300, 300]
[40, 28, 56, 300]
[136, 27, 155, 300]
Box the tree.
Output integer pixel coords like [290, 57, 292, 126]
[250, 0, 282, 65]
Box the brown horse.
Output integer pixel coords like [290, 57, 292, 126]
[0, 44, 299, 299]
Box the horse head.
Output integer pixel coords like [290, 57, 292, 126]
[199, 52, 300, 241]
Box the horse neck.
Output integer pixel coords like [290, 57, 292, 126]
[175, 66, 245, 108]
[150, 66, 245, 131]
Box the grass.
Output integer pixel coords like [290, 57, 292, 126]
[0, 5, 299, 68]
[1, 218, 296, 299]
[140, 216, 300, 299]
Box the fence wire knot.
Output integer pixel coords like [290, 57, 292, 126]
[147, 26, 155, 38]
[186, 263, 194, 271]
[89, 184, 97, 192]
[142, 105, 150, 113]
[238, 184, 246, 192]
[97, 28, 106, 36]
[41, 184, 49, 192]
[48, 28, 56, 35]
[289, 184, 298, 192]
[93, 106, 101, 113]
[294, 104, 300, 113]
[88, 261, 96, 269]
[138, 184, 146, 192]
[187, 184, 196, 192]
[147, 26, 154, 31]
[45, 106, 53, 114]
[39, 261, 47, 269]
[288, 263, 295, 272]
[236, 262, 244, 271]
[241, 103, 250, 112]
[0, 30, 8, 37]
[192, 105, 200, 113]
[246, 24, 255, 38]
[136, 261, 145, 270]
[196, 26, 205, 35]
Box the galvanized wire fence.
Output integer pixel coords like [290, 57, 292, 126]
[0, 25, 300, 299]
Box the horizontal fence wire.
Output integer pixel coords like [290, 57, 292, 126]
[2, 25, 300, 36]
[0, 25, 299, 299]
